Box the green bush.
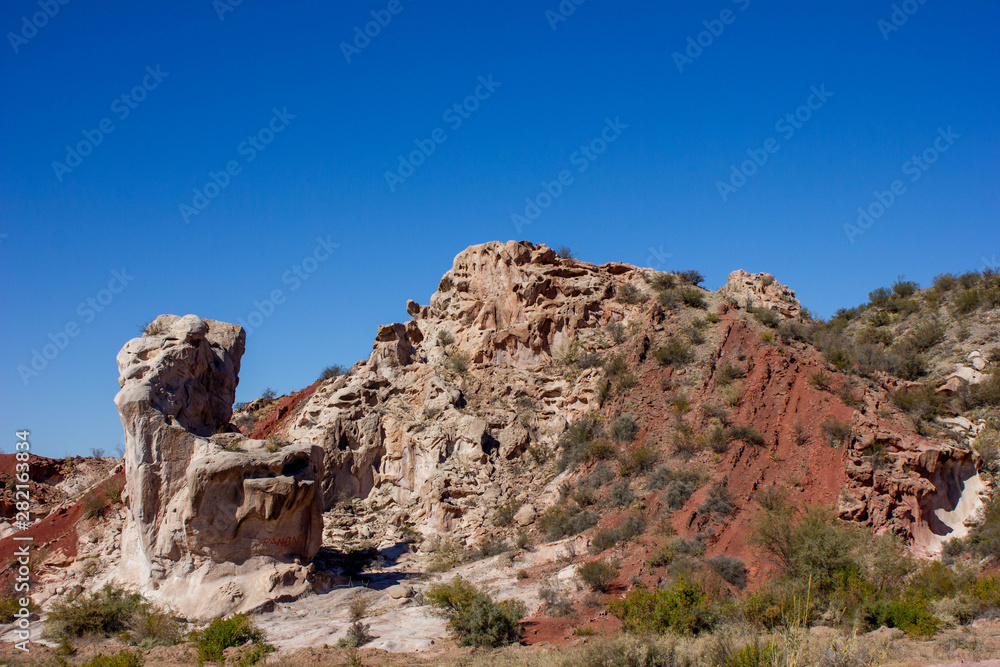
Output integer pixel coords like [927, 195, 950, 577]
[679, 288, 707, 309]
[47, 585, 151, 640]
[620, 445, 659, 476]
[578, 559, 619, 592]
[425, 577, 526, 647]
[750, 307, 780, 329]
[676, 270, 705, 286]
[726, 639, 780, 667]
[590, 513, 645, 553]
[0, 595, 39, 624]
[538, 504, 599, 541]
[862, 598, 939, 638]
[616, 283, 646, 305]
[654, 339, 694, 367]
[609, 579, 716, 635]
[585, 439, 617, 462]
[821, 418, 852, 446]
[83, 652, 144, 667]
[190, 614, 273, 666]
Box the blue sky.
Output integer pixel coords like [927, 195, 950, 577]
[1, 0, 997, 457]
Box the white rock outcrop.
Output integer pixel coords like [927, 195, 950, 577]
[114, 314, 323, 618]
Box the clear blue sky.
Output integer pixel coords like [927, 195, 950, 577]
[1, 1, 997, 457]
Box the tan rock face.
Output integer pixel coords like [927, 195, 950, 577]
[114, 314, 323, 618]
[285, 241, 642, 543]
[719, 269, 802, 320]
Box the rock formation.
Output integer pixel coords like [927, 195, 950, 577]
[114, 314, 323, 618]
[720, 269, 802, 320]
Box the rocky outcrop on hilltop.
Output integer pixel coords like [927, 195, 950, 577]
[114, 314, 323, 618]
[720, 269, 802, 320]
[283, 242, 640, 543]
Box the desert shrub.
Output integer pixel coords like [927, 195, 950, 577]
[580, 463, 616, 491]
[590, 513, 645, 553]
[892, 383, 948, 419]
[608, 480, 635, 507]
[338, 593, 374, 649]
[821, 418, 853, 447]
[906, 320, 946, 352]
[654, 339, 694, 367]
[725, 425, 766, 448]
[427, 538, 468, 572]
[701, 402, 730, 424]
[645, 465, 674, 490]
[139, 320, 164, 337]
[705, 426, 728, 454]
[965, 371, 1000, 408]
[716, 363, 745, 385]
[727, 639, 781, 667]
[538, 504, 599, 541]
[721, 384, 743, 407]
[616, 283, 646, 305]
[973, 430, 1000, 474]
[862, 598, 939, 638]
[318, 364, 347, 381]
[260, 387, 277, 400]
[676, 270, 705, 286]
[750, 307, 780, 329]
[0, 594, 39, 624]
[609, 579, 716, 635]
[584, 439, 617, 463]
[707, 555, 748, 589]
[953, 289, 984, 315]
[809, 371, 833, 391]
[649, 272, 676, 291]
[558, 414, 607, 471]
[425, 577, 526, 647]
[754, 507, 860, 595]
[47, 585, 149, 640]
[437, 330, 454, 346]
[953, 490, 1000, 560]
[606, 322, 627, 344]
[83, 652, 144, 667]
[447, 349, 471, 374]
[493, 499, 522, 528]
[662, 472, 705, 511]
[698, 484, 735, 519]
[556, 245, 575, 259]
[620, 445, 659, 476]
[191, 613, 273, 665]
[539, 583, 574, 617]
[610, 415, 639, 444]
[679, 288, 707, 309]
[579, 559, 619, 592]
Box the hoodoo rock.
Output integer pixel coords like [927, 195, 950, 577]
[114, 314, 323, 618]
